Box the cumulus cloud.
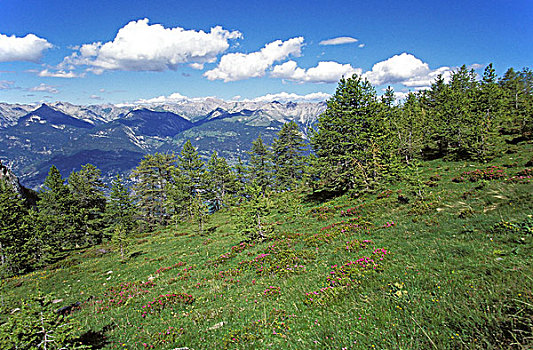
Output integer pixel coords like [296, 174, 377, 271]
[204, 37, 304, 81]
[244, 91, 331, 103]
[0, 33, 52, 62]
[62, 18, 242, 72]
[363, 53, 452, 88]
[28, 83, 59, 94]
[319, 36, 358, 46]
[271, 60, 361, 83]
[38, 69, 85, 78]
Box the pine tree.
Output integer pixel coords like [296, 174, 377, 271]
[36, 166, 81, 261]
[271, 121, 307, 190]
[131, 153, 176, 228]
[472, 63, 505, 159]
[237, 181, 272, 241]
[248, 135, 272, 194]
[233, 156, 248, 200]
[68, 164, 107, 245]
[0, 180, 34, 277]
[105, 174, 136, 260]
[106, 174, 136, 232]
[499, 67, 533, 138]
[176, 140, 206, 222]
[309, 74, 385, 192]
[205, 151, 237, 210]
[396, 92, 425, 163]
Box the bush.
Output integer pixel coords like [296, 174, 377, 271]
[0, 294, 87, 349]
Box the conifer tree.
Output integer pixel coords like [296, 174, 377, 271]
[237, 181, 272, 241]
[0, 180, 33, 277]
[233, 156, 248, 199]
[68, 164, 107, 244]
[176, 140, 206, 222]
[36, 166, 81, 260]
[396, 92, 425, 164]
[499, 67, 533, 138]
[205, 151, 237, 210]
[310, 74, 385, 192]
[131, 153, 176, 228]
[106, 174, 136, 231]
[271, 121, 307, 190]
[472, 63, 505, 159]
[248, 135, 272, 194]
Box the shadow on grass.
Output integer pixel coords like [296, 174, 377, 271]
[78, 324, 114, 349]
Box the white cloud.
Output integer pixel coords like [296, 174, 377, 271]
[204, 37, 304, 81]
[319, 36, 358, 46]
[63, 18, 242, 72]
[469, 63, 484, 70]
[363, 53, 452, 88]
[38, 69, 85, 78]
[358, 43, 365, 48]
[392, 91, 410, 101]
[189, 63, 204, 70]
[271, 60, 361, 84]
[244, 91, 331, 103]
[0, 80, 15, 89]
[28, 83, 59, 94]
[135, 92, 190, 104]
[0, 33, 52, 63]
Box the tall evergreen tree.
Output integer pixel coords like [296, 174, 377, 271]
[248, 135, 272, 194]
[36, 166, 81, 260]
[309, 74, 386, 192]
[205, 151, 237, 210]
[271, 121, 307, 190]
[131, 153, 176, 228]
[499, 67, 533, 138]
[471, 63, 505, 159]
[68, 164, 107, 244]
[396, 92, 425, 163]
[176, 140, 206, 222]
[0, 180, 33, 277]
[106, 174, 136, 233]
[233, 156, 248, 199]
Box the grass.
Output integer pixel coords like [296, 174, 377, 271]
[1, 141, 532, 349]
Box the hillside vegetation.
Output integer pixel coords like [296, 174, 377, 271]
[0, 65, 532, 349]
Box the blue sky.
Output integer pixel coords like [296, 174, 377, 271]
[0, 0, 531, 105]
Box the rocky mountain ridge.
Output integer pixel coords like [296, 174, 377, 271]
[0, 100, 326, 188]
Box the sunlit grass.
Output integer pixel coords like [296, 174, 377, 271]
[1, 142, 532, 349]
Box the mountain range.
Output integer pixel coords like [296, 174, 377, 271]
[0, 99, 326, 188]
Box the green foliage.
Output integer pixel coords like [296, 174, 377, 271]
[271, 121, 307, 190]
[106, 174, 136, 233]
[131, 153, 176, 228]
[248, 135, 273, 194]
[205, 151, 238, 209]
[0, 180, 34, 277]
[237, 181, 273, 241]
[36, 166, 81, 262]
[68, 164, 107, 245]
[0, 294, 87, 349]
[310, 74, 398, 193]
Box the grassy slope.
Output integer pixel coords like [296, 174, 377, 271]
[2, 142, 532, 349]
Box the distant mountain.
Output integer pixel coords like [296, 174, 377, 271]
[18, 104, 94, 129]
[119, 108, 193, 137]
[0, 103, 34, 128]
[0, 100, 326, 188]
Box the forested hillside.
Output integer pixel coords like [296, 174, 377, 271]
[0, 65, 532, 349]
